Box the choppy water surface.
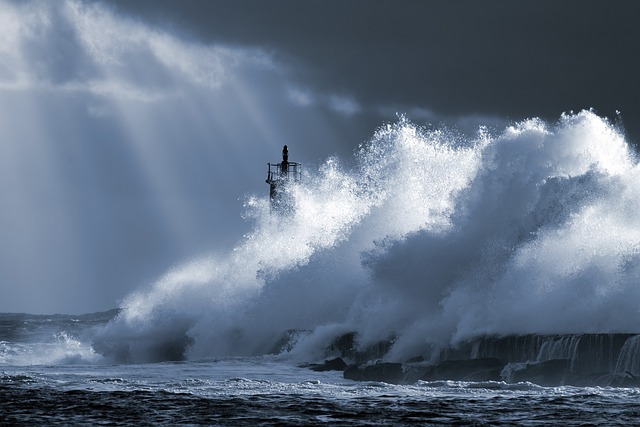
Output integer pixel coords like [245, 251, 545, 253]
[3, 358, 640, 426]
[3, 313, 638, 425]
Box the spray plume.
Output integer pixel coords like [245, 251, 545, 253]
[95, 111, 640, 363]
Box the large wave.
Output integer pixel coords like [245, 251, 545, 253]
[94, 110, 640, 363]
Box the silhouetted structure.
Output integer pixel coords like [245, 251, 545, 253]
[266, 145, 301, 207]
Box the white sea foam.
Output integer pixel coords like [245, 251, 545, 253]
[1, 332, 101, 366]
[95, 110, 640, 363]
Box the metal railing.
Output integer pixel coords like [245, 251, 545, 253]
[266, 162, 302, 183]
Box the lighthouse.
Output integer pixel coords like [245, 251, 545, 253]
[266, 145, 301, 208]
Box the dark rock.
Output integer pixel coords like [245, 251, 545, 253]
[329, 333, 357, 359]
[344, 358, 505, 384]
[510, 359, 569, 386]
[310, 357, 347, 372]
[328, 332, 394, 362]
[614, 373, 640, 388]
[464, 367, 503, 382]
[447, 333, 636, 375]
[424, 358, 504, 381]
[269, 329, 310, 354]
[360, 340, 394, 362]
[402, 364, 436, 384]
[93, 334, 193, 363]
[344, 362, 404, 384]
[333, 333, 640, 387]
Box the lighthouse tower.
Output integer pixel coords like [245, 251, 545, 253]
[266, 145, 301, 208]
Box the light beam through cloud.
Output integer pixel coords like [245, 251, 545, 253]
[0, 0, 348, 313]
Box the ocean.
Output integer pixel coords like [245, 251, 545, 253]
[2, 314, 640, 425]
[4, 112, 640, 424]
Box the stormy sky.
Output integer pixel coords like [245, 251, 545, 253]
[1, 0, 638, 314]
[110, 0, 640, 138]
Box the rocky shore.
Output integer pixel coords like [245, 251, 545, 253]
[304, 332, 640, 387]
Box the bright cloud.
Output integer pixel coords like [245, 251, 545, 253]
[0, 0, 274, 102]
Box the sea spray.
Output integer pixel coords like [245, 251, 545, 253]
[94, 153, 384, 361]
[95, 110, 640, 364]
[0, 312, 114, 365]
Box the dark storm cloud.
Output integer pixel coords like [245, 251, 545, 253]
[104, 0, 640, 142]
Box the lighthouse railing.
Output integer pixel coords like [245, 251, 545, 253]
[267, 162, 302, 183]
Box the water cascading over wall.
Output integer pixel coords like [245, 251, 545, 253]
[441, 333, 640, 376]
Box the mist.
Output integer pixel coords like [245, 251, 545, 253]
[0, 0, 361, 313]
[90, 110, 640, 363]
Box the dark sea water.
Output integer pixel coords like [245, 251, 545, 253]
[2, 312, 640, 426]
[4, 362, 640, 426]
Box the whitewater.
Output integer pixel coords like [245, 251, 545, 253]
[4, 111, 640, 425]
[98, 110, 640, 363]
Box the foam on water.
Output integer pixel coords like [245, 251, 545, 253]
[95, 110, 640, 363]
[1, 332, 101, 365]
